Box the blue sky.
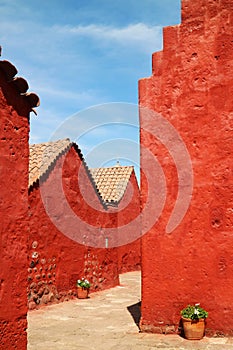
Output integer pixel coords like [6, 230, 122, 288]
[0, 0, 180, 173]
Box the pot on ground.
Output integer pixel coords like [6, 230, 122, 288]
[182, 317, 206, 340]
[77, 286, 89, 299]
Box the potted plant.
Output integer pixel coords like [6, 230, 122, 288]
[76, 278, 90, 299]
[180, 303, 208, 340]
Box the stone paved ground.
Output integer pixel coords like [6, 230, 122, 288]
[27, 271, 233, 350]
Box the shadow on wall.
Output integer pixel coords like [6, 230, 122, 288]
[127, 301, 141, 330]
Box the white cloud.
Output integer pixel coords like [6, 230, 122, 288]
[56, 23, 162, 53]
[34, 85, 99, 104]
[1, 12, 160, 147]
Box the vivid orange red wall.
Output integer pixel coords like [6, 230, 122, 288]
[139, 0, 233, 336]
[28, 147, 119, 308]
[0, 67, 30, 349]
[117, 171, 141, 273]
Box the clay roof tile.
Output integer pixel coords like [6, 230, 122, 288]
[90, 165, 134, 204]
[29, 138, 107, 208]
[29, 138, 72, 188]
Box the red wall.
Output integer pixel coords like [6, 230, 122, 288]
[28, 147, 141, 309]
[139, 0, 233, 336]
[117, 171, 141, 273]
[0, 65, 31, 349]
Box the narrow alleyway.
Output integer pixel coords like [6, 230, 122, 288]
[27, 271, 233, 350]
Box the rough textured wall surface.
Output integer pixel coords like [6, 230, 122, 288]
[28, 147, 141, 309]
[117, 171, 141, 273]
[28, 147, 119, 309]
[139, 0, 233, 336]
[0, 66, 31, 349]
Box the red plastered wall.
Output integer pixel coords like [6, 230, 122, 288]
[139, 0, 233, 336]
[0, 68, 30, 349]
[117, 171, 141, 273]
[28, 147, 119, 309]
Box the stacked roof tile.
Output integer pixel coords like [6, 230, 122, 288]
[90, 164, 134, 204]
[29, 139, 135, 206]
[29, 139, 73, 187]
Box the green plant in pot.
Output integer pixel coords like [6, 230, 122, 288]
[181, 304, 208, 340]
[77, 278, 91, 299]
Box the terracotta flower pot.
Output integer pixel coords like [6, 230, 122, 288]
[77, 286, 89, 299]
[182, 317, 206, 340]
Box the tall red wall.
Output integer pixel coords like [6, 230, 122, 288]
[28, 147, 119, 309]
[0, 65, 31, 349]
[117, 171, 141, 273]
[139, 0, 233, 336]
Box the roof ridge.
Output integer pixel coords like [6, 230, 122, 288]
[29, 138, 107, 208]
[29, 138, 72, 188]
[89, 165, 135, 204]
[90, 164, 134, 170]
[30, 137, 71, 147]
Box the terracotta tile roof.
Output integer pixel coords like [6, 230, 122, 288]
[90, 164, 134, 204]
[29, 139, 135, 207]
[0, 60, 40, 114]
[29, 138, 74, 188]
[29, 139, 107, 207]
